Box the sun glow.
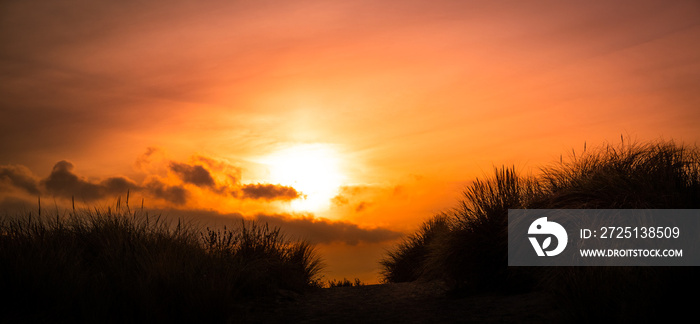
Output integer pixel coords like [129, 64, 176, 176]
[261, 144, 346, 212]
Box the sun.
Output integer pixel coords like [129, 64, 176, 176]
[260, 143, 346, 212]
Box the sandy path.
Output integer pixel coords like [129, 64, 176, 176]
[239, 281, 562, 323]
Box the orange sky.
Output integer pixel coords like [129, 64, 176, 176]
[2, 0, 700, 282]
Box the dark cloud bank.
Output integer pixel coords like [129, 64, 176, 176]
[0, 158, 300, 205]
[156, 209, 402, 246]
[42, 161, 140, 201]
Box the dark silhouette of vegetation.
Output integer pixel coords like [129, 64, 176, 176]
[326, 277, 365, 288]
[381, 139, 700, 321]
[380, 214, 451, 283]
[0, 206, 323, 323]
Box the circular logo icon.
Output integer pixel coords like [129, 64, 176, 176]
[528, 217, 568, 256]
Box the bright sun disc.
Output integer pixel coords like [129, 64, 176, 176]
[261, 144, 345, 212]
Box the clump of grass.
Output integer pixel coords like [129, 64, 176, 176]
[381, 139, 700, 319]
[431, 166, 541, 290]
[201, 221, 324, 297]
[326, 278, 364, 288]
[381, 167, 540, 290]
[539, 140, 700, 209]
[0, 206, 323, 323]
[379, 213, 452, 283]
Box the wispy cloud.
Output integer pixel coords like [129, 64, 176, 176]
[0, 164, 40, 195]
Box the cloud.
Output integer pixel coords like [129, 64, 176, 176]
[331, 195, 349, 206]
[168, 158, 299, 201]
[338, 185, 371, 196]
[143, 178, 188, 205]
[156, 208, 402, 246]
[0, 164, 40, 195]
[239, 183, 301, 201]
[355, 201, 372, 213]
[331, 185, 368, 206]
[101, 177, 141, 195]
[35, 160, 183, 205]
[135, 147, 163, 171]
[192, 155, 242, 183]
[332, 185, 380, 211]
[169, 161, 217, 188]
[255, 213, 402, 245]
[0, 194, 402, 246]
[41, 160, 139, 201]
[332, 183, 414, 213]
[1, 154, 305, 207]
[0, 160, 402, 246]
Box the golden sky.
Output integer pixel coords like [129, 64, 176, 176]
[2, 0, 700, 282]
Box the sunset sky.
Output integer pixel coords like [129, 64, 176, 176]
[2, 0, 699, 282]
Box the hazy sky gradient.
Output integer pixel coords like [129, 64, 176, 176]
[2, 0, 699, 282]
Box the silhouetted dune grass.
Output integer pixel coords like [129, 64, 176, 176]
[381, 139, 700, 321]
[325, 277, 365, 288]
[380, 213, 452, 283]
[0, 207, 323, 323]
